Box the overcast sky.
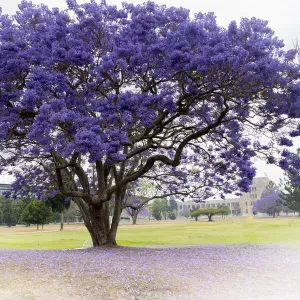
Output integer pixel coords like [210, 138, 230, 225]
[1, 0, 299, 184]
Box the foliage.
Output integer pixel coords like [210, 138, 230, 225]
[0, 1, 300, 246]
[190, 208, 201, 221]
[45, 193, 70, 213]
[168, 197, 178, 212]
[254, 188, 285, 217]
[150, 199, 165, 221]
[191, 207, 230, 221]
[149, 198, 176, 220]
[168, 212, 177, 220]
[20, 200, 53, 230]
[1, 198, 17, 226]
[123, 179, 153, 224]
[282, 179, 300, 215]
[124, 197, 151, 224]
[281, 151, 300, 215]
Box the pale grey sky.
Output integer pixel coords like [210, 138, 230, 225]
[0, 0, 299, 184]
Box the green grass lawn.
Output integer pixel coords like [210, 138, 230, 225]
[1, 217, 300, 250]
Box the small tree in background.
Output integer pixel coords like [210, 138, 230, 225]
[45, 193, 70, 230]
[1, 198, 17, 227]
[21, 200, 53, 230]
[281, 154, 300, 216]
[125, 198, 151, 224]
[192, 208, 230, 221]
[254, 188, 285, 217]
[217, 203, 230, 218]
[168, 212, 177, 220]
[190, 208, 201, 221]
[151, 199, 166, 221]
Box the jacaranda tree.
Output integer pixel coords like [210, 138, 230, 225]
[254, 187, 285, 217]
[0, 1, 300, 246]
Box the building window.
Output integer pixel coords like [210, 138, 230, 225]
[192, 205, 195, 209]
[246, 209, 248, 213]
[227, 203, 230, 207]
[180, 205, 182, 209]
[246, 202, 248, 206]
[212, 204, 215, 207]
[188, 205, 190, 208]
[197, 204, 200, 208]
[207, 204, 210, 208]
[201, 204, 205, 208]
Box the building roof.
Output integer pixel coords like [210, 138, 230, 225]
[0, 184, 11, 190]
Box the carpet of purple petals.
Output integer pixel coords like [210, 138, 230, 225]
[1, 245, 300, 300]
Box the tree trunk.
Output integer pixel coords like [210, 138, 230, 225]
[107, 189, 124, 245]
[132, 215, 137, 225]
[88, 205, 110, 246]
[37, 224, 39, 230]
[72, 192, 124, 247]
[60, 211, 64, 231]
[208, 214, 213, 221]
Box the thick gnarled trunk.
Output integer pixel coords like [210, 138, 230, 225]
[74, 193, 123, 247]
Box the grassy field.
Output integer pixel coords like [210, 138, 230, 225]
[0, 216, 300, 250]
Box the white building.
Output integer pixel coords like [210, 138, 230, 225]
[0, 184, 11, 195]
[177, 177, 272, 216]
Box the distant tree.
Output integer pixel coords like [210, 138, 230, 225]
[192, 208, 230, 221]
[20, 200, 53, 230]
[218, 207, 230, 218]
[168, 197, 178, 212]
[217, 203, 230, 217]
[2, 198, 17, 227]
[45, 193, 70, 230]
[123, 180, 155, 224]
[190, 208, 201, 221]
[125, 198, 151, 224]
[281, 175, 300, 216]
[151, 199, 167, 221]
[254, 188, 285, 217]
[161, 199, 169, 220]
[168, 212, 177, 220]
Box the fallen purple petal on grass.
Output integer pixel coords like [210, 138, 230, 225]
[0, 245, 300, 299]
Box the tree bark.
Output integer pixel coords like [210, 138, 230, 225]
[89, 204, 110, 246]
[60, 211, 64, 231]
[108, 189, 124, 245]
[132, 215, 137, 224]
[208, 214, 213, 221]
